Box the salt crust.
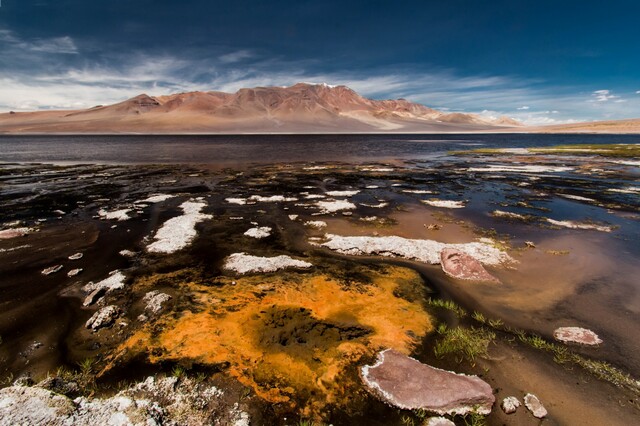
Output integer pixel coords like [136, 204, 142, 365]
[243, 226, 272, 239]
[147, 200, 213, 253]
[223, 252, 313, 274]
[422, 199, 466, 209]
[318, 234, 512, 265]
[546, 218, 612, 232]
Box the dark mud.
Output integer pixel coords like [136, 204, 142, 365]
[1, 149, 639, 425]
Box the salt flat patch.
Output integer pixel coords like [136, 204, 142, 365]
[402, 189, 434, 194]
[492, 210, 529, 220]
[422, 200, 466, 209]
[147, 200, 213, 253]
[546, 218, 613, 232]
[318, 234, 512, 266]
[303, 193, 326, 200]
[467, 165, 573, 173]
[244, 226, 272, 239]
[316, 199, 357, 214]
[608, 186, 640, 194]
[361, 202, 389, 208]
[83, 270, 127, 294]
[303, 165, 330, 170]
[98, 208, 132, 221]
[360, 167, 394, 172]
[559, 194, 597, 202]
[249, 195, 297, 202]
[226, 198, 247, 205]
[608, 159, 640, 167]
[223, 252, 313, 274]
[137, 194, 175, 204]
[0, 227, 32, 239]
[305, 220, 327, 229]
[325, 190, 360, 197]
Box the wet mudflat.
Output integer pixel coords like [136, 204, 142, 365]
[0, 144, 639, 425]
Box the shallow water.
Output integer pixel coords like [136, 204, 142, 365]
[0, 135, 639, 425]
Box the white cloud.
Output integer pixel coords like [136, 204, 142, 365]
[517, 106, 529, 110]
[219, 50, 254, 64]
[0, 29, 77, 54]
[591, 89, 619, 102]
[636, 90, 640, 94]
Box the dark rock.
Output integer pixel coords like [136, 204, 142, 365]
[361, 349, 495, 415]
[37, 377, 80, 396]
[440, 248, 499, 283]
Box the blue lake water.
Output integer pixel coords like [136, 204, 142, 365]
[0, 133, 638, 164]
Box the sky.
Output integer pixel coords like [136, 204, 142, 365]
[1, 0, 640, 124]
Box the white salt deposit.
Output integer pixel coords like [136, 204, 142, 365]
[288, 214, 299, 220]
[223, 253, 313, 274]
[249, 195, 297, 202]
[83, 270, 127, 294]
[468, 164, 573, 173]
[492, 210, 528, 220]
[98, 208, 132, 221]
[366, 185, 380, 189]
[304, 220, 327, 229]
[546, 218, 613, 232]
[147, 200, 213, 253]
[317, 234, 512, 266]
[226, 198, 247, 205]
[422, 199, 466, 209]
[316, 199, 357, 213]
[560, 194, 597, 202]
[608, 186, 640, 194]
[325, 190, 360, 197]
[402, 189, 434, 194]
[244, 226, 272, 239]
[360, 202, 389, 208]
[137, 194, 174, 203]
[304, 194, 326, 200]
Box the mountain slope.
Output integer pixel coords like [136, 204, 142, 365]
[0, 83, 522, 134]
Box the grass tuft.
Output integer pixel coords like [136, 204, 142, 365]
[434, 326, 495, 365]
[426, 298, 467, 317]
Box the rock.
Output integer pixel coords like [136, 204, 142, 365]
[82, 287, 106, 307]
[82, 270, 126, 294]
[440, 248, 500, 283]
[143, 291, 172, 314]
[361, 349, 495, 415]
[137, 314, 148, 323]
[41, 265, 63, 275]
[426, 417, 455, 426]
[68, 252, 83, 260]
[553, 327, 602, 346]
[85, 305, 121, 331]
[37, 377, 80, 396]
[0, 385, 76, 425]
[524, 393, 547, 418]
[525, 241, 536, 248]
[501, 396, 521, 414]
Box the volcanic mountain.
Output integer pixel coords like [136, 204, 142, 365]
[0, 83, 523, 133]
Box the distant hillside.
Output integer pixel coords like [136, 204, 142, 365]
[0, 83, 523, 134]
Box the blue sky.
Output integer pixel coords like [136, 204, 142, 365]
[1, 0, 639, 124]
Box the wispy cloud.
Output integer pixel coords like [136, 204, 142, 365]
[591, 89, 619, 102]
[1, 27, 640, 125]
[0, 29, 78, 54]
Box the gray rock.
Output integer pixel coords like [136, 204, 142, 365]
[361, 349, 495, 415]
[501, 396, 520, 414]
[524, 393, 547, 418]
[85, 305, 121, 331]
[143, 291, 172, 315]
[0, 385, 76, 426]
[440, 248, 499, 283]
[82, 287, 106, 307]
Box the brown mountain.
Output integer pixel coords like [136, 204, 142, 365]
[0, 83, 522, 134]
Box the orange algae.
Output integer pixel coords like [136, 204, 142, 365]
[111, 265, 432, 416]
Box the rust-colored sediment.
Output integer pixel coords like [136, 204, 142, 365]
[111, 266, 432, 417]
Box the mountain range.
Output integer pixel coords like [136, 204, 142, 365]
[0, 83, 523, 134]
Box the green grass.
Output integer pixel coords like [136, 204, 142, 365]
[426, 298, 467, 318]
[171, 365, 186, 379]
[434, 325, 495, 364]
